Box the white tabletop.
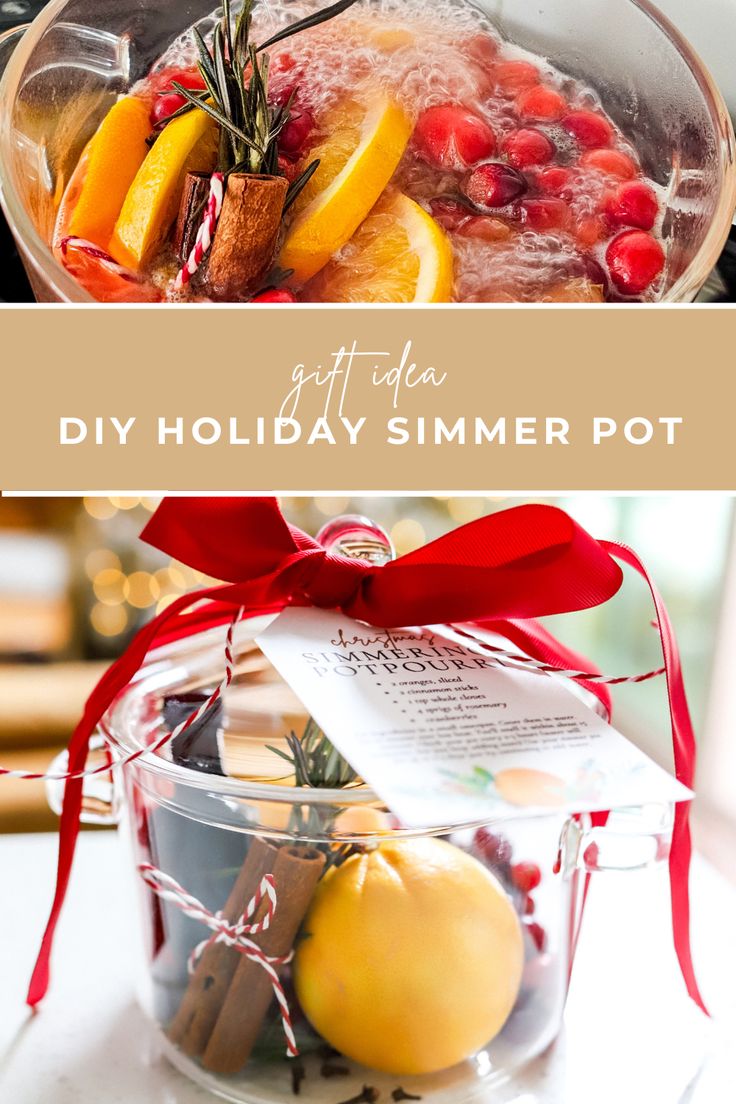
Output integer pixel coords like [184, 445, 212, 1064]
[1, 831, 735, 1104]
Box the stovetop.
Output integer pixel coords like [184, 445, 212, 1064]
[1, 0, 735, 303]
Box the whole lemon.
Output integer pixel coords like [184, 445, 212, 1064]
[293, 837, 523, 1075]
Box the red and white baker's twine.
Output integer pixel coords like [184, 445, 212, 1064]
[175, 172, 225, 290]
[59, 237, 140, 283]
[0, 609, 664, 785]
[445, 624, 665, 686]
[139, 864, 298, 1056]
[0, 607, 243, 783]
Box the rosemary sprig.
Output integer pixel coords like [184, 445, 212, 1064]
[268, 717, 358, 789]
[167, 0, 358, 192]
[267, 717, 359, 840]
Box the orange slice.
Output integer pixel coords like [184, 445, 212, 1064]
[280, 92, 413, 284]
[306, 191, 454, 302]
[68, 96, 151, 249]
[109, 108, 217, 271]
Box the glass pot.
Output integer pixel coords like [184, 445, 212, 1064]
[1, 0, 735, 302]
[50, 611, 674, 1104]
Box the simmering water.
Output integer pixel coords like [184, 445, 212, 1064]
[60, 0, 669, 302]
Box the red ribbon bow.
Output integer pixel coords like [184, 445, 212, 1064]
[27, 498, 706, 1016]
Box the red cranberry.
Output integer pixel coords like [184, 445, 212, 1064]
[279, 107, 313, 156]
[525, 920, 547, 952]
[151, 67, 207, 95]
[511, 861, 542, 892]
[474, 827, 512, 863]
[606, 230, 665, 295]
[429, 196, 473, 232]
[474, 826, 499, 852]
[534, 166, 573, 198]
[519, 197, 571, 231]
[270, 80, 298, 107]
[462, 162, 527, 208]
[516, 85, 567, 121]
[494, 60, 540, 93]
[251, 288, 298, 303]
[150, 92, 188, 126]
[605, 180, 659, 230]
[524, 896, 536, 915]
[580, 148, 637, 180]
[501, 128, 555, 169]
[562, 110, 613, 148]
[414, 104, 497, 170]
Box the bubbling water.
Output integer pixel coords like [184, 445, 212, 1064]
[136, 0, 670, 302]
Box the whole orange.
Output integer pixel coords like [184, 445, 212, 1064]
[293, 837, 523, 1075]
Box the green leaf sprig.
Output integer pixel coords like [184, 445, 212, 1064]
[268, 716, 358, 789]
[268, 716, 360, 843]
[165, 0, 361, 198]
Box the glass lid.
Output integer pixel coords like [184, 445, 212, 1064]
[103, 514, 397, 806]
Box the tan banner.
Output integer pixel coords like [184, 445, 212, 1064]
[0, 305, 733, 491]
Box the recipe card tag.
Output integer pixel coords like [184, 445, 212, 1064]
[256, 607, 691, 826]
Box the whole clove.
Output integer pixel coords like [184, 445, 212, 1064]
[290, 1058, 306, 1096]
[392, 1091, 422, 1102]
[337, 1088, 379, 1104]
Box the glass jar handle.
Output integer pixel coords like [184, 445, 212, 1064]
[316, 514, 395, 564]
[0, 24, 28, 76]
[45, 733, 119, 825]
[559, 804, 673, 875]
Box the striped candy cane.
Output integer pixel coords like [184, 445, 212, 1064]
[175, 172, 225, 290]
[60, 237, 141, 283]
[139, 865, 298, 1056]
[0, 607, 243, 783]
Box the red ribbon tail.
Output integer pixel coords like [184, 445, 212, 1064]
[670, 804, 708, 1014]
[603, 541, 708, 1016]
[25, 588, 231, 1008]
[26, 710, 97, 1007]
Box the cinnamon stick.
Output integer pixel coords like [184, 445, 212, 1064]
[167, 836, 280, 1055]
[204, 173, 288, 301]
[202, 844, 326, 1073]
[173, 171, 212, 263]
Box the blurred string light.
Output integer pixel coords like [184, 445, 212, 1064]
[84, 548, 121, 580]
[447, 497, 486, 524]
[124, 571, 159, 609]
[90, 602, 128, 637]
[390, 518, 425, 556]
[315, 496, 350, 516]
[83, 498, 118, 521]
[92, 568, 126, 606]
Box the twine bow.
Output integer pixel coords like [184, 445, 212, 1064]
[14, 497, 705, 1017]
[139, 864, 298, 1056]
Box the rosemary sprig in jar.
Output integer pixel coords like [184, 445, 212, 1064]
[267, 717, 360, 845]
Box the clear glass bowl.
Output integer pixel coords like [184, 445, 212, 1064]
[73, 614, 675, 1104]
[0, 0, 735, 302]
